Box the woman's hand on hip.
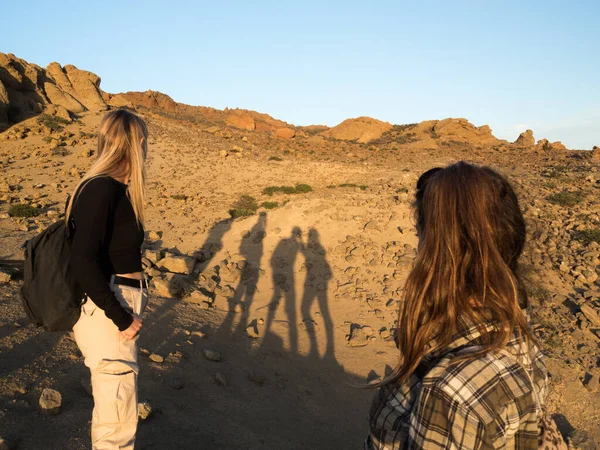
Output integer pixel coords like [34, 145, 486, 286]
[120, 316, 142, 340]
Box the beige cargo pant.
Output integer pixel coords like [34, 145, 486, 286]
[73, 277, 148, 450]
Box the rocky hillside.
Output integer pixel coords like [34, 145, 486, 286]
[0, 54, 598, 449]
[1, 53, 577, 152]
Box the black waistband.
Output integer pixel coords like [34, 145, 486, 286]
[113, 275, 147, 289]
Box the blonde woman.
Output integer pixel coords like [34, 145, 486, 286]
[67, 109, 148, 450]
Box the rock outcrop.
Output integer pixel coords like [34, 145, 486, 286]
[514, 129, 535, 147]
[225, 111, 256, 131]
[411, 118, 501, 145]
[321, 117, 392, 143]
[0, 52, 107, 131]
[275, 127, 295, 139]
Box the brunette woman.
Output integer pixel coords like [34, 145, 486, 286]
[366, 162, 554, 449]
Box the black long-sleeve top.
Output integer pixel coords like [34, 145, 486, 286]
[70, 176, 144, 330]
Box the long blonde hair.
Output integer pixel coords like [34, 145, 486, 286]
[385, 161, 535, 385]
[66, 109, 148, 226]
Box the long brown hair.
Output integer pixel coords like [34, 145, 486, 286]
[388, 161, 535, 385]
[66, 109, 148, 225]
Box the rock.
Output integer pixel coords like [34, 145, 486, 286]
[225, 112, 255, 131]
[138, 401, 152, 420]
[246, 322, 260, 338]
[62, 64, 107, 111]
[215, 372, 228, 386]
[202, 349, 222, 362]
[347, 326, 369, 347]
[149, 353, 164, 363]
[185, 289, 213, 307]
[147, 230, 161, 241]
[0, 270, 11, 284]
[321, 117, 392, 143]
[204, 125, 221, 134]
[585, 373, 600, 393]
[151, 277, 176, 298]
[551, 141, 567, 151]
[168, 377, 184, 390]
[514, 129, 535, 147]
[43, 83, 86, 113]
[569, 430, 596, 450]
[156, 255, 195, 275]
[39, 388, 62, 415]
[581, 304, 600, 327]
[275, 128, 295, 139]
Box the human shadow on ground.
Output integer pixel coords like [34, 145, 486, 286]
[300, 228, 334, 360]
[262, 226, 302, 354]
[1, 221, 373, 450]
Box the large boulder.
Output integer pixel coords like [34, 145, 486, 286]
[321, 117, 392, 143]
[514, 129, 535, 147]
[63, 64, 107, 111]
[551, 141, 567, 151]
[432, 118, 499, 145]
[43, 82, 86, 113]
[225, 111, 256, 131]
[275, 127, 295, 139]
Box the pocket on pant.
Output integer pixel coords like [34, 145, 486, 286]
[115, 371, 138, 424]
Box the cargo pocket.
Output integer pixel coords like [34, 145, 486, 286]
[115, 371, 138, 424]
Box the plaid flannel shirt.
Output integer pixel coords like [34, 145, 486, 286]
[365, 322, 548, 450]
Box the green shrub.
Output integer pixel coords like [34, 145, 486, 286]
[294, 184, 313, 194]
[338, 183, 368, 190]
[229, 195, 259, 218]
[40, 114, 70, 132]
[263, 184, 313, 196]
[261, 201, 279, 210]
[170, 194, 188, 201]
[8, 204, 40, 218]
[573, 228, 600, 245]
[268, 156, 283, 161]
[396, 186, 409, 194]
[51, 147, 71, 157]
[547, 190, 586, 207]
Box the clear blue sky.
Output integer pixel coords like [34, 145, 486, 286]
[3, 0, 599, 149]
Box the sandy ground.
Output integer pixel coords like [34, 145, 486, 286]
[0, 111, 598, 449]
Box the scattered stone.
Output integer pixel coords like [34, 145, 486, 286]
[202, 349, 222, 362]
[215, 372, 228, 386]
[246, 322, 260, 338]
[39, 388, 62, 415]
[347, 326, 369, 347]
[569, 430, 595, 450]
[149, 353, 164, 363]
[0, 270, 11, 284]
[156, 255, 195, 275]
[581, 304, 600, 327]
[138, 401, 152, 420]
[191, 330, 206, 338]
[147, 230, 161, 241]
[168, 377, 184, 390]
[248, 371, 267, 385]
